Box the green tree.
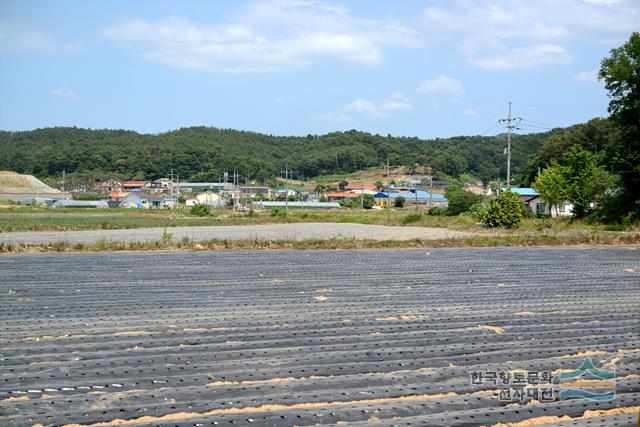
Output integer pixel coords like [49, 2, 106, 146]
[362, 194, 374, 209]
[444, 185, 483, 215]
[562, 145, 616, 218]
[480, 191, 524, 228]
[374, 180, 384, 191]
[598, 32, 640, 220]
[338, 180, 348, 190]
[532, 163, 567, 216]
[394, 196, 406, 208]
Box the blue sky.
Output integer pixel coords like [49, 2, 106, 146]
[0, 0, 638, 137]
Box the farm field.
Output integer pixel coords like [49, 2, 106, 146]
[1, 247, 639, 426]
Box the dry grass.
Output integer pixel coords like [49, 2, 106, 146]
[1, 231, 638, 253]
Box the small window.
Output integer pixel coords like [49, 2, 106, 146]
[559, 204, 565, 213]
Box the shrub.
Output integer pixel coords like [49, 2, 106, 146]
[394, 196, 406, 208]
[96, 237, 107, 250]
[190, 204, 210, 217]
[270, 207, 285, 217]
[466, 203, 487, 219]
[362, 194, 374, 209]
[480, 191, 524, 228]
[520, 204, 534, 219]
[340, 198, 358, 208]
[444, 186, 483, 215]
[161, 227, 173, 244]
[401, 213, 422, 224]
[428, 206, 447, 216]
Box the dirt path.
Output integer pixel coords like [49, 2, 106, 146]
[0, 222, 470, 245]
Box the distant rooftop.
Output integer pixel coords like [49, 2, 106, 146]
[502, 187, 539, 196]
[177, 182, 227, 188]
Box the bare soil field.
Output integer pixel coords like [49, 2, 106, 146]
[0, 248, 639, 426]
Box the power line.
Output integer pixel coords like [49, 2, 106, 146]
[520, 119, 561, 129]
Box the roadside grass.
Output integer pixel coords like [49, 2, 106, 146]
[1, 205, 637, 234]
[1, 231, 638, 253]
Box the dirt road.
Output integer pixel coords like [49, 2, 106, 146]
[0, 222, 469, 245]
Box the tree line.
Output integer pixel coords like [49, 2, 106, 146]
[0, 126, 556, 185]
[529, 32, 639, 223]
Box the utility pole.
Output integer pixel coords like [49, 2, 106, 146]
[429, 173, 433, 208]
[414, 164, 419, 215]
[169, 169, 174, 205]
[62, 169, 66, 195]
[386, 155, 390, 224]
[499, 102, 522, 191]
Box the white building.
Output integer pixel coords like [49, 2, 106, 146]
[528, 197, 573, 218]
[507, 188, 573, 218]
[196, 192, 226, 207]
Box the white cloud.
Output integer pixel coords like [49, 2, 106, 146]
[420, 0, 639, 70]
[468, 44, 573, 70]
[343, 92, 413, 117]
[462, 108, 478, 116]
[575, 69, 598, 83]
[103, 0, 418, 74]
[50, 89, 79, 99]
[417, 75, 464, 97]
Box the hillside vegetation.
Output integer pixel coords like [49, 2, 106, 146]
[0, 127, 560, 184]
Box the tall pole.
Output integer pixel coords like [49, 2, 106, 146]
[170, 169, 174, 204]
[506, 102, 512, 191]
[499, 102, 522, 191]
[428, 166, 433, 208]
[386, 155, 390, 224]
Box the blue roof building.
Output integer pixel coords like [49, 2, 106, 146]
[502, 188, 539, 197]
[374, 191, 448, 208]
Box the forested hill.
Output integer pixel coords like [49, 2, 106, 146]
[0, 126, 566, 183]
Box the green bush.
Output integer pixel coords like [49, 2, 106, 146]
[466, 203, 487, 219]
[340, 198, 358, 208]
[190, 204, 210, 217]
[444, 186, 483, 215]
[428, 206, 447, 216]
[362, 194, 374, 209]
[394, 196, 406, 208]
[401, 213, 422, 224]
[270, 207, 286, 217]
[480, 191, 524, 228]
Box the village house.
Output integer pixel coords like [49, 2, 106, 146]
[122, 181, 149, 191]
[195, 191, 225, 207]
[506, 188, 573, 217]
[324, 191, 361, 202]
[374, 190, 448, 208]
[150, 178, 173, 193]
[240, 185, 271, 199]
